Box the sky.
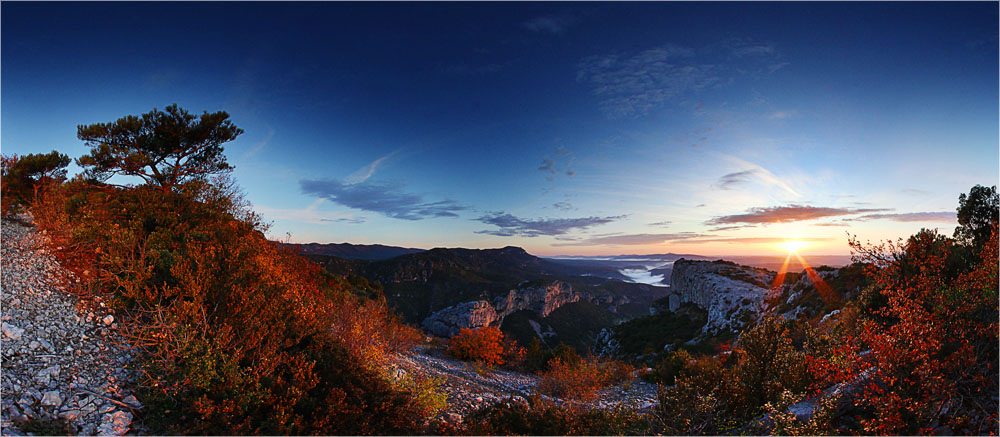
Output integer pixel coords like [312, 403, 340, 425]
[3, 2, 998, 257]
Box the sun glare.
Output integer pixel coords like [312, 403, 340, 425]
[780, 239, 807, 254]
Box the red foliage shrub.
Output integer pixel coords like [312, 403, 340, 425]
[537, 357, 634, 402]
[447, 326, 506, 366]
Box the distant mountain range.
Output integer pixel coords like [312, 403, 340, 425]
[289, 242, 424, 260]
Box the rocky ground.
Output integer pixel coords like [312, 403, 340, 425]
[393, 346, 659, 425]
[1, 217, 140, 436]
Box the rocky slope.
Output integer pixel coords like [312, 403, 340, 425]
[422, 281, 582, 337]
[1, 218, 139, 436]
[391, 346, 658, 425]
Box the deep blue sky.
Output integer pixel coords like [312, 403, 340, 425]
[3, 2, 997, 255]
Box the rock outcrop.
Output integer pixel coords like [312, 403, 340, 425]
[422, 281, 581, 337]
[667, 259, 774, 335]
[422, 300, 500, 337]
[493, 281, 580, 318]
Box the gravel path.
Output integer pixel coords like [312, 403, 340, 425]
[393, 346, 659, 424]
[1, 217, 140, 435]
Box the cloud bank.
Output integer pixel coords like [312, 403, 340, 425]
[476, 212, 625, 237]
[300, 179, 466, 220]
[707, 205, 890, 225]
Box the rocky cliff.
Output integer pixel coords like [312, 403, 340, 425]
[421, 281, 582, 337]
[667, 259, 775, 335]
[422, 300, 500, 337]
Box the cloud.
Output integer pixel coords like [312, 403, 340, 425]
[814, 222, 850, 227]
[240, 126, 275, 160]
[254, 200, 366, 225]
[683, 237, 833, 245]
[553, 232, 706, 246]
[523, 14, 576, 34]
[707, 205, 891, 225]
[300, 179, 466, 220]
[768, 110, 797, 120]
[708, 225, 755, 232]
[648, 220, 672, 227]
[717, 157, 801, 197]
[476, 212, 625, 237]
[552, 201, 575, 211]
[847, 212, 956, 223]
[577, 39, 781, 118]
[900, 188, 931, 196]
[345, 151, 398, 184]
[538, 147, 575, 181]
[716, 169, 759, 190]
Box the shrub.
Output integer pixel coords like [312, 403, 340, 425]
[447, 326, 506, 366]
[464, 395, 652, 436]
[648, 349, 692, 385]
[537, 357, 634, 402]
[30, 177, 431, 435]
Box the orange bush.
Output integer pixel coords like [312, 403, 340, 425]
[537, 357, 634, 402]
[447, 326, 506, 366]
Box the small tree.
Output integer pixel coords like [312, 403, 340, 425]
[76, 104, 243, 191]
[1, 150, 70, 214]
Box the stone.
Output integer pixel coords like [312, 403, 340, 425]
[1, 323, 24, 340]
[102, 315, 114, 325]
[422, 300, 499, 337]
[40, 390, 62, 407]
[96, 410, 132, 435]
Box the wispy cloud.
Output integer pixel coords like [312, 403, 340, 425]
[300, 179, 466, 220]
[254, 199, 367, 225]
[707, 205, 891, 225]
[523, 14, 577, 34]
[684, 236, 832, 245]
[847, 211, 956, 223]
[768, 110, 797, 120]
[476, 212, 625, 237]
[717, 157, 801, 197]
[241, 126, 275, 160]
[552, 201, 575, 211]
[648, 220, 672, 227]
[553, 232, 706, 246]
[345, 151, 399, 184]
[716, 169, 758, 190]
[708, 225, 755, 232]
[538, 146, 575, 181]
[577, 39, 781, 118]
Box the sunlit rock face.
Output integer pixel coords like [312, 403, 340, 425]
[668, 259, 775, 335]
[422, 300, 499, 337]
[493, 281, 580, 318]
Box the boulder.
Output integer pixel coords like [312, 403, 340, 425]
[422, 300, 499, 337]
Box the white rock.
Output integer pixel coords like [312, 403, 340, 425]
[40, 390, 62, 407]
[1, 323, 24, 340]
[102, 315, 114, 325]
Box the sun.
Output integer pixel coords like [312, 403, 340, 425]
[780, 239, 807, 254]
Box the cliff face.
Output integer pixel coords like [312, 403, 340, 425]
[421, 281, 582, 337]
[667, 259, 775, 335]
[493, 281, 580, 318]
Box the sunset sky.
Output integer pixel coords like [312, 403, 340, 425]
[3, 2, 997, 256]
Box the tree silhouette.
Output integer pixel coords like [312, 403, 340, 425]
[77, 104, 243, 191]
[955, 184, 998, 253]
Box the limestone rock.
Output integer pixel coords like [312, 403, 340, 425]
[422, 300, 499, 337]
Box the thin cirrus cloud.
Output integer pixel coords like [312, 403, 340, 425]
[522, 14, 577, 34]
[553, 232, 706, 246]
[300, 179, 466, 220]
[706, 205, 891, 225]
[847, 212, 957, 223]
[576, 39, 781, 118]
[684, 237, 833, 245]
[715, 157, 801, 197]
[475, 212, 626, 237]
